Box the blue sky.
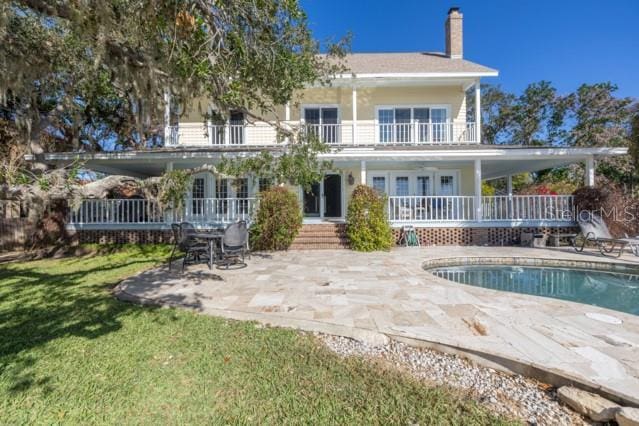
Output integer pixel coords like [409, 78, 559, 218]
[302, 0, 639, 98]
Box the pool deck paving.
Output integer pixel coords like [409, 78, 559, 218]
[116, 246, 639, 405]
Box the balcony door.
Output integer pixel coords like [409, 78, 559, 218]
[303, 107, 339, 144]
[377, 106, 448, 143]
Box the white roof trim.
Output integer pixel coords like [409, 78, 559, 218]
[336, 71, 499, 79]
[30, 147, 628, 163]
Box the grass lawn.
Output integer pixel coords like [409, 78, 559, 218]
[0, 245, 513, 424]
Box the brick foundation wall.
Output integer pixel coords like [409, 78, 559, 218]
[393, 226, 580, 247]
[72, 229, 173, 245]
[71, 225, 580, 247]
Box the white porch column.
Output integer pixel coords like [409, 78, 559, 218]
[474, 159, 483, 221]
[585, 156, 595, 187]
[165, 161, 174, 223]
[285, 101, 291, 143]
[360, 160, 366, 185]
[474, 79, 481, 144]
[163, 90, 171, 144]
[352, 85, 358, 145]
[506, 175, 513, 196]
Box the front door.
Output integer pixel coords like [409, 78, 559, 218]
[323, 174, 342, 218]
[303, 182, 321, 217]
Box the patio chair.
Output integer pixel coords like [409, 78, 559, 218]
[171, 222, 211, 271]
[571, 212, 629, 258]
[219, 220, 249, 269]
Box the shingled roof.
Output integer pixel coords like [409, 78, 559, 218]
[337, 52, 497, 75]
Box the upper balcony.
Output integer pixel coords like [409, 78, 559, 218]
[165, 120, 479, 147]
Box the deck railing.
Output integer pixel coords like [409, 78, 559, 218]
[69, 199, 165, 224]
[175, 198, 258, 223]
[388, 196, 476, 222]
[387, 195, 575, 224]
[481, 195, 575, 221]
[69, 198, 257, 226]
[68, 195, 575, 227]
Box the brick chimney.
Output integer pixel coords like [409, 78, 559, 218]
[445, 7, 463, 59]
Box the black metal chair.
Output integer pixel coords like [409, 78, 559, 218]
[219, 220, 249, 269]
[169, 222, 210, 271]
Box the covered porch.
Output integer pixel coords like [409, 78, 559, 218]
[53, 146, 625, 229]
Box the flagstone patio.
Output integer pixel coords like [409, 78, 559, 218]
[115, 246, 639, 406]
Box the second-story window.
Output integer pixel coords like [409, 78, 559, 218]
[303, 107, 339, 144]
[229, 111, 245, 145]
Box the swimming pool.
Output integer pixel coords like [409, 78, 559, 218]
[428, 265, 639, 315]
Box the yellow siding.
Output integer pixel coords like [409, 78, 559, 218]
[179, 85, 467, 124]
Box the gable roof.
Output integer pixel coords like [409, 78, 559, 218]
[335, 52, 498, 76]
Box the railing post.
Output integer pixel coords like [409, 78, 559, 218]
[352, 85, 357, 145]
[474, 159, 483, 221]
[474, 79, 481, 144]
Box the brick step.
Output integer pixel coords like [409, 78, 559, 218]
[292, 236, 349, 244]
[295, 231, 346, 237]
[300, 224, 346, 231]
[289, 243, 349, 250]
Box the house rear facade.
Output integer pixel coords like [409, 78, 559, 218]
[40, 8, 627, 246]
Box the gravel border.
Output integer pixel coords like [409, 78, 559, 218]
[319, 334, 587, 425]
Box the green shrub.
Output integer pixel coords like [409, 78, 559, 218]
[250, 187, 302, 251]
[346, 185, 393, 251]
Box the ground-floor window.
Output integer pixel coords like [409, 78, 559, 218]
[191, 177, 205, 214]
[372, 176, 386, 194]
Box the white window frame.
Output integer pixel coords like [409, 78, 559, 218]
[367, 172, 390, 194]
[435, 171, 460, 196]
[300, 104, 341, 125]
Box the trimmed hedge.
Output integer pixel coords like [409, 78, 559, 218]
[250, 187, 302, 251]
[346, 185, 393, 252]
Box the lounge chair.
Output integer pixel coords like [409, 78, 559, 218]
[571, 213, 629, 258]
[624, 234, 639, 257]
[218, 220, 249, 269]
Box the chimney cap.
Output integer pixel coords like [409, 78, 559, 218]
[448, 6, 461, 14]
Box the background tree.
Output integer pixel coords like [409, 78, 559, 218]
[479, 81, 637, 193]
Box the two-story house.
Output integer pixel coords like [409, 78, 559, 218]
[43, 8, 627, 246]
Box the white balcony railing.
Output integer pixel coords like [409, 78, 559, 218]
[387, 195, 575, 224]
[166, 121, 478, 146]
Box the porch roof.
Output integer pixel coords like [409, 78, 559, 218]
[29, 146, 628, 179]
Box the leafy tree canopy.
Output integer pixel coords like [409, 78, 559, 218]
[0, 0, 347, 215]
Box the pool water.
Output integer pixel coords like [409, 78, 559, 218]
[429, 265, 639, 315]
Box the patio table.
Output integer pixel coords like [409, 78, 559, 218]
[190, 230, 224, 269]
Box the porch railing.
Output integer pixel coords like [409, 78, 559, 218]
[388, 196, 476, 222]
[387, 195, 575, 223]
[175, 198, 258, 223]
[69, 199, 164, 224]
[481, 195, 575, 221]
[68, 198, 257, 225]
